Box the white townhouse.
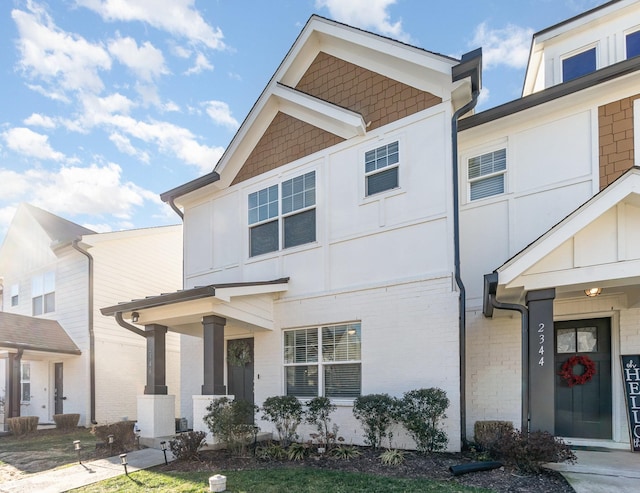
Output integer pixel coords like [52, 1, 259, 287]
[103, 0, 640, 452]
[0, 204, 182, 428]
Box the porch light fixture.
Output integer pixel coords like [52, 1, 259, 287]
[584, 287, 602, 297]
[73, 440, 82, 464]
[160, 440, 168, 465]
[131, 312, 140, 323]
[120, 453, 129, 475]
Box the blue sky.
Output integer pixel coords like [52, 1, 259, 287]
[0, 0, 607, 243]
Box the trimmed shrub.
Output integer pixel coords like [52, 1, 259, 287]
[91, 421, 136, 453]
[255, 442, 288, 461]
[305, 396, 340, 450]
[204, 397, 258, 455]
[260, 396, 303, 448]
[53, 413, 80, 431]
[473, 420, 514, 453]
[490, 430, 576, 473]
[169, 430, 207, 461]
[7, 416, 39, 436]
[352, 393, 399, 449]
[398, 388, 449, 453]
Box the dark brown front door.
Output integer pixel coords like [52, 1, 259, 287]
[554, 318, 612, 438]
[227, 338, 254, 422]
[54, 363, 64, 415]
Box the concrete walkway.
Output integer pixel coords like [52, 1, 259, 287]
[0, 448, 172, 493]
[545, 449, 640, 493]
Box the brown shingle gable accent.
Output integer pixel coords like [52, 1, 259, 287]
[599, 93, 639, 189]
[232, 112, 343, 185]
[295, 52, 441, 131]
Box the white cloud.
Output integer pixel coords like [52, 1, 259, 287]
[471, 23, 533, 70]
[108, 36, 168, 81]
[203, 101, 239, 129]
[315, 0, 408, 41]
[24, 113, 56, 128]
[1, 127, 65, 161]
[12, 2, 111, 95]
[185, 52, 213, 75]
[26, 83, 70, 102]
[0, 170, 32, 199]
[29, 162, 158, 219]
[76, 0, 226, 50]
[109, 132, 150, 162]
[82, 222, 113, 233]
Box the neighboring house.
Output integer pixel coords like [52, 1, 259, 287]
[102, 0, 640, 452]
[0, 204, 182, 428]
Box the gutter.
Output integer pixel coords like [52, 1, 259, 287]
[483, 273, 529, 433]
[450, 48, 482, 447]
[71, 239, 97, 425]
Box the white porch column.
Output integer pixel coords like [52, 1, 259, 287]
[137, 394, 175, 438]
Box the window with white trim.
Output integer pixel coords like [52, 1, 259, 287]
[32, 271, 55, 315]
[468, 148, 506, 201]
[10, 284, 19, 307]
[284, 322, 361, 398]
[248, 171, 316, 257]
[627, 30, 640, 59]
[365, 141, 399, 196]
[21, 362, 30, 403]
[562, 47, 596, 82]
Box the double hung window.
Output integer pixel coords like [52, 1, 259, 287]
[32, 271, 55, 315]
[365, 141, 399, 196]
[284, 323, 361, 399]
[468, 148, 506, 201]
[562, 47, 596, 82]
[248, 171, 316, 257]
[626, 30, 640, 59]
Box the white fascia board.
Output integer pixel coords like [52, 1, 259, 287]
[214, 281, 289, 303]
[498, 169, 640, 287]
[272, 84, 366, 139]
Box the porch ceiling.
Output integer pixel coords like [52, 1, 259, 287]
[493, 168, 640, 306]
[101, 278, 289, 335]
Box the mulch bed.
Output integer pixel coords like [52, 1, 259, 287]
[154, 447, 575, 492]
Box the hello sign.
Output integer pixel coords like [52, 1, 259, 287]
[621, 355, 640, 452]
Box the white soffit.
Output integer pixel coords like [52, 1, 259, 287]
[498, 168, 640, 288]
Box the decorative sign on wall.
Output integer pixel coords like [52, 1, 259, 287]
[621, 355, 640, 452]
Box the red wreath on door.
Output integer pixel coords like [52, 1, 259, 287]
[558, 355, 597, 387]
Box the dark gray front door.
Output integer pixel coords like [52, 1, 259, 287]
[54, 363, 64, 415]
[554, 318, 612, 438]
[227, 338, 254, 422]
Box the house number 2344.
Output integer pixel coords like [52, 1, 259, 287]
[538, 323, 545, 366]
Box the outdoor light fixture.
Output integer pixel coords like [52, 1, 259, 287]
[160, 440, 168, 465]
[73, 440, 82, 464]
[120, 453, 129, 475]
[131, 312, 140, 323]
[584, 287, 602, 297]
[108, 434, 114, 455]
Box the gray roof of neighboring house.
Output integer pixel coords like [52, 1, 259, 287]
[0, 312, 81, 355]
[24, 203, 95, 243]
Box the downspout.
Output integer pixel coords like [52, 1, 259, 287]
[115, 312, 147, 338]
[451, 48, 482, 446]
[168, 196, 184, 220]
[484, 273, 529, 433]
[71, 239, 97, 424]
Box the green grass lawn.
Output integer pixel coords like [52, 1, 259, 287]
[71, 467, 493, 492]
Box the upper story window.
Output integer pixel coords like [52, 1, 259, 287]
[10, 284, 19, 307]
[468, 148, 506, 201]
[365, 141, 399, 196]
[284, 322, 361, 399]
[32, 271, 55, 315]
[248, 171, 316, 257]
[562, 47, 596, 82]
[626, 30, 640, 59]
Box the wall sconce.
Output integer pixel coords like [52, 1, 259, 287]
[73, 440, 82, 464]
[160, 440, 168, 465]
[584, 287, 602, 297]
[131, 312, 139, 323]
[120, 453, 128, 475]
